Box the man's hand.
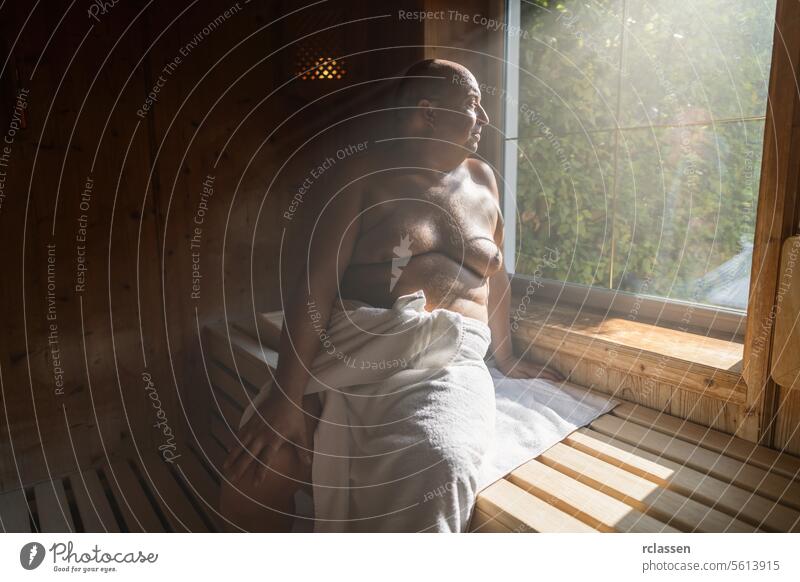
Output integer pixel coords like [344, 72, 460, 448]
[223, 395, 311, 487]
[494, 355, 565, 382]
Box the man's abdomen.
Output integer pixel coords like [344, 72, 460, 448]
[340, 251, 491, 323]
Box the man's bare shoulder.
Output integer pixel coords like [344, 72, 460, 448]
[465, 158, 499, 200]
[465, 157, 504, 237]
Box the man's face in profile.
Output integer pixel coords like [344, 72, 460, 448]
[426, 72, 489, 153]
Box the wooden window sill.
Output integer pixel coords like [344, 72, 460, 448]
[510, 300, 746, 406]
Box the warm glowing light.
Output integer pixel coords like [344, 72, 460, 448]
[296, 49, 346, 80]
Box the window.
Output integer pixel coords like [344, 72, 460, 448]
[503, 0, 777, 334]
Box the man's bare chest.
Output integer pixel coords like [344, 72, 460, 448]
[352, 172, 500, 264]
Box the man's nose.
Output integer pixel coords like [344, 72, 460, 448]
[477, 104, 489, 126]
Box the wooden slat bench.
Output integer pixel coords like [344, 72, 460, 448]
[0, 442, 226, 533]
[200, 319, 800, 533]
[4, 319, 799, 533]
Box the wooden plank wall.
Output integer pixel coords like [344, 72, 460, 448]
[0, 0, 424, 489]
[422, 0, 506, 172]
[766, 1, 800, 457]
[0, 1, 154, 490]
[739, 0, 799, 447]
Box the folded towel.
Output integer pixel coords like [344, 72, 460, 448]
[486, 367, 620, 485]
[239, 290, 619, 532]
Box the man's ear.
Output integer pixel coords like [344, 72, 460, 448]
[417, 98, 437, 128]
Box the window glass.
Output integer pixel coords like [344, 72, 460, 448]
[512, 0, 775, 310]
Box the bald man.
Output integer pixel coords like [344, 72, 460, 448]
[220, 59, 562, 532]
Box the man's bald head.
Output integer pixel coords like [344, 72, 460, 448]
[392, 59, 488, 154]
[394, 59, 477, 114]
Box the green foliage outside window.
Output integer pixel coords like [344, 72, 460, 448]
[512, 0, 775, 309]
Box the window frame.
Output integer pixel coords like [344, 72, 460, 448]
[501, 0, 777, 340]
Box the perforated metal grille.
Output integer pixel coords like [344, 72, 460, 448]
[289, 5, 348, 82]
[296, 49, 346, 80]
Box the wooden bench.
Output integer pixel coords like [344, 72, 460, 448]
[202, 319, 800, 533]
[3, 318, 798, 532]
[0, 439, 225, 532]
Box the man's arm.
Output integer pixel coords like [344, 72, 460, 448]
[474, 159, 564, 381]
[466, 159, 513, 362]
[225, 176, 363, 480]
[486, 264, 515, 364]
[275, 182, 363, 405]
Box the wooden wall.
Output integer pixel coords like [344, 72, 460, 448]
[0, 0, 153, 490]
[0, 0, 426, 488]
[423, 0, 506, 173]
[762, 0, 800, 457]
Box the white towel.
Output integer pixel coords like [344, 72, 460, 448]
[239, 290, 619, 532]
[486, 367, 620, 484]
